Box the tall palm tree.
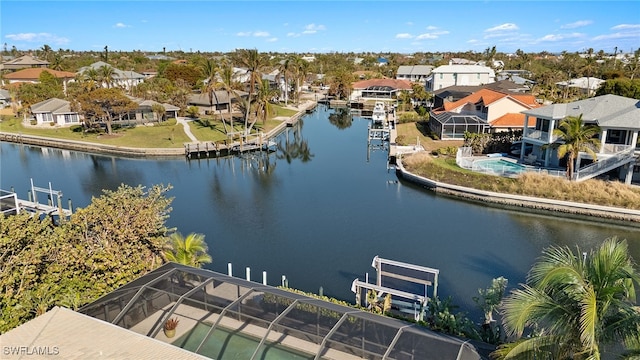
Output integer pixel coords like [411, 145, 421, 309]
[199, 58, 225, 129]
[253, 79, 278, 127]
[218, 59, 243, 135]
[234, 49, 267, 136]
[278, 57, 292, 105]
[552, 114, 601, 180]
[494, 237, 640, 360]
[164, 232, 212, 268]
[98, 65, 116, 89]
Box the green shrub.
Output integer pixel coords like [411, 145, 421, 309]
[398, 112, 419, 124]
[69, 125, 83, 133]
[186, 106, 200, 118]
[395, 134, 407, 145]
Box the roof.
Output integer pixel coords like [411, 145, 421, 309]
[435, 88, 540, 113]
[77, 61, 145, 80]
[0, 306, 207, 360]
[0, 89, 9, 100]
[1, 54, 49, 67]
[3, 67, 76, 80]
[352, 78, 413, 90]
[433, 80, 530, 99]
[79, 262, 492, 360]
[396, 65, 433, 76]
[128, 96, 180, 111]
[555, 77, 605, 90]
[491, 113, 536, 128]
[187, 90, 248, 106]
[30, 98, 74, 114]
[522, 94, 640, 129]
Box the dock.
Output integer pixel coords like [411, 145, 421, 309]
[1, 180, 73, 219]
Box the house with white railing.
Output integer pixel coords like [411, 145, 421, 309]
[520, 94, 640, 184]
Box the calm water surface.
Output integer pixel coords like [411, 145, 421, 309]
[1, 106, 638, 319]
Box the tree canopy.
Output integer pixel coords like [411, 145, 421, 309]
[0, 184, 176, 333]
[73, 87, 137, 134]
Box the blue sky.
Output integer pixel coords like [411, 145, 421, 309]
[1, 1, 639, 54]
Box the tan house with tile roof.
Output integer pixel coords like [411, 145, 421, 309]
[429, 88, 541, 139]
[2, 68, 76, 94]
[0, 54, 49, 71]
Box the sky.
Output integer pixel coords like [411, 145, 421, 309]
[1, 1, 639, 55]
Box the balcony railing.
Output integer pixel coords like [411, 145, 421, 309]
[524, 130, 558, 143]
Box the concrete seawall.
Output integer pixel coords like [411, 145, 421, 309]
[395, 159, 640, 226]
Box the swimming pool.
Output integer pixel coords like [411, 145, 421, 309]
[173, 322, 314, 360]
[473, 158, 527, 176]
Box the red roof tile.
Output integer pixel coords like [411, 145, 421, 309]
[491, 113, 536, 128]
[4, 68, 75, 80]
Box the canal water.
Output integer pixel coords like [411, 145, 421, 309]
[1, 105, 638, 320]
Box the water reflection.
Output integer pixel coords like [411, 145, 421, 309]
[328, 107, 353, 129]
[276, 121, 314, 164]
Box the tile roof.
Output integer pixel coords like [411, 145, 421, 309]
[3, 68, 76, 80]
[491, 113, 536, 128]
[0, 306, 207, 360]
[77, 62, 145, 80]
[436, 88, 539, 113]
[1, 54, 49, 66]
[352, 78, 413, 90]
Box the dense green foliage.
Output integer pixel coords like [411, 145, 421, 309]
[0, 184, 174, 333]
[553, 114, 601, 179]
[495, 238, 640, 360]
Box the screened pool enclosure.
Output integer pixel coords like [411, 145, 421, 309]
[80, 263, 489, 360]
[429, 113, 489, 140]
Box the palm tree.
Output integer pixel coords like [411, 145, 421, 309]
[234, 49, 268, 136]
[98, 65, 116, 88]
[278, 57, 292, 105]
[253, 79, 278, 128]
[552, 114, 601, 180]
[495, 237, 640, 360]
[164, 232, 212, 268]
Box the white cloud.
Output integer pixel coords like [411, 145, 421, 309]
[561, 20, 592, 29]
[416, 33, 437, 40]
[266, 37, 278, 42]
[114, 22, 130, 28]
[611, 24, 640, 30]
[467, 39, 479, 44]
[286, 32, 300, 38]
[485, 23, 518, 32]
[406, 21, 414, 26]
[302, 23, 326, 34]
[426, 26, 438, 30]
[236, 31, 270, 37]
[395, 33, 413, 39]
[592, 31, 640, 41]
[537, 32, 584, 42]
[5, 32, 69, 45]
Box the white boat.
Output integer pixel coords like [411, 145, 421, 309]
[372, 101, 386, 123]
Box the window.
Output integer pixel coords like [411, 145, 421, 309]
[606, 129, 626, 144]
[477, 73, 480, 79]
[439, 73, 443, 79]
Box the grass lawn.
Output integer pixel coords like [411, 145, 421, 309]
[402, 152, 640, 210]
[0, 117, 190, 148]
[396, 121, 464, 152]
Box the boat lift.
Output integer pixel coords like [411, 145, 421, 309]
[351, 256, 439, 321]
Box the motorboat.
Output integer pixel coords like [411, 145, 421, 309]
[372, 101, 386, 123]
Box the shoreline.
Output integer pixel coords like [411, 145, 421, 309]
[395, 159, 640, 226]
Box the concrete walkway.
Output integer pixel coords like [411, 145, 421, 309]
[176, 117, 198, 142]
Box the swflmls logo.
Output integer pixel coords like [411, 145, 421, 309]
[3, 346, 60, 356]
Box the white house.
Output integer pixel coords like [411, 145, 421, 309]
[426, 64, 495, 92]
[520, 94, 640, 184]
[77, 62, 145, 90]
[30, 98, 80, 126]
[396, 65, 433, 85]
[555, 77, 605, 97]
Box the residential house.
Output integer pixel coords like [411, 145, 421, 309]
[128, 97, 180, 121]
[555, 77, 605, 97]
[429, 88, 540, 139]
[520, 94, 639, 183]
[301, 55, 316, 62]
[426, 64, 495, 92]
[350, 78, 412, 102]
[30, 98, 81, 126]
[77, 62, 145, 90]
[187, 90, 248, 116]
[0, 54, 49, 71]
[1, 68, 76, 94]
[395, 65, 433, 85]
[432, 80, 533, 108]
[0, 89, 10, 108]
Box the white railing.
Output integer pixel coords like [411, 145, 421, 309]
[456, 147, 474, 169]
[575, 146, 635, 181]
